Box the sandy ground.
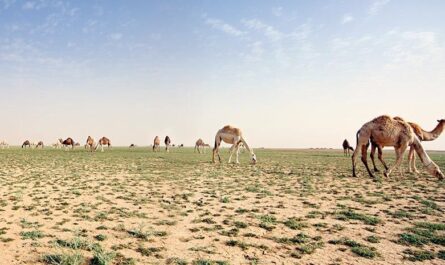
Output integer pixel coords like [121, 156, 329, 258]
[0, 148, 444, 264]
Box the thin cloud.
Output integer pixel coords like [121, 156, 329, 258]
[205, 18, 244, 37]
[368, 0, 390, 15]
[109, 33, 123, 41]
[242, 19, 283, 41]
[341, 14, 354, 24]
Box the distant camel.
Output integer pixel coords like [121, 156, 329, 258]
[178, 144, 184, 148]
[195, 138, 210, 153]
[0, 140, 9, 149]
[22, 140, 31, 148]
[370, 118, 445, 173]
[165, 136, 171, 152]
[129, 144, 136, 148]
[86, 136, 95, 152]
[352, 115, 443, 180]
[213, 125, 256, 164]
[96, 137, 111, 152]
[153, 136, 161, 152]
[36, 141, 44, 149]
[342, 139, 354, 156]
[59, 138, 75, 149]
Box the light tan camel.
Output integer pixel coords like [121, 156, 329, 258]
[371, 118, 445, 174]
[195, 138, 210, 153]
[96, 137, 111, 152]
[212, 125, 256, 164]
[352, 115, 444, 180]
[0, 140, 9, 149]
[153, 136, 161, 152]
[85, 136, 95, 152]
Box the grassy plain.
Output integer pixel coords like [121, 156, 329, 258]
[0, 147, 444, 264]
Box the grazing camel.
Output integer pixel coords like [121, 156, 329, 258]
[129, 144, 136, 148]
[96, 137, 111, 152]
[195, 138, 210, 153]
[85, 136, 95, 152]
[0, 140, 9, 149]
[60, 138, 75, 149]
[153, 136, 161, 152]
[370, 118, 445, 173]
[212, 125, 257, 164]
[342, 139, 354, 156]
[352, 115, 444, 180]
[164, 136, 171, 152]
[22, 140, 31, 148]
[36, 141, 44, 149]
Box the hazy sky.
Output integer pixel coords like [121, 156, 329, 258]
[1, 0, 444, 149]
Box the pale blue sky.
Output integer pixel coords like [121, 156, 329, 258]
[1, 0, 444, 149]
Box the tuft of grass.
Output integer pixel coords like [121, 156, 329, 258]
[42, 252, 85, 265]
[283, 218, 308, 230]
[90, 250, 115, 265]
[403, 249, 435, 261]
[20, 230, 44, 240]
[351, 246, 378, 259]
[336, 209, 381, 225]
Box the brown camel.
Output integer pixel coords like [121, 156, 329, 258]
[164, 136, 171, 152]
[22, 140, 31, 148]
[195, 138, 210, 153]
[96, 137, 111, 152]
[129, 144, 136, 148]
[86, 136, 95, 152]
[153, 136, 161, 152]
[36, 141, 44, 149]
[59, 138, 75, 149]
[352, 115, 444, 180]
[342, 139, 354, 156]
[213, 125, 256, 164]
[370, 119, 445, 173]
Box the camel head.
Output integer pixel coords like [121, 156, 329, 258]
[437, 119, 445, 124]
[426, 162, 444, 180]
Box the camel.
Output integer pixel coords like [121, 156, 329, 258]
[164, 136, 171, 152]
[342, 139, 354, 156]
[153, 136, 161, 152]
[96, 137, 111, 152]
[129, 144, 136, 148]
[22, 140, 31, 148]
[86, 136, 95, 152]
[212, 125, 257, 164]
[36, 141, 44, 149]
[178, 144, 184, 148]
[195, 138, 210, 153]
[352, 115, 444, 180]
[59, 138, 75, 149]
[0, 140, 9, 149]
[370, 118, 445, 174]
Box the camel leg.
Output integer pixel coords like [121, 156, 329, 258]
[228, 144, 236, 163]
[352, 143, 362, 177]
[384, 144, 407, 178]
[370, 143, 379, 172]
[360, 144, 375, 178]
[408, 146, 419, 173]
[235, 142, 241, 164]
[377, 146, 389, 171]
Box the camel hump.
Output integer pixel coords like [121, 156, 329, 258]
[393, 116, 405, 121]
[222, 125, 242, 136]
